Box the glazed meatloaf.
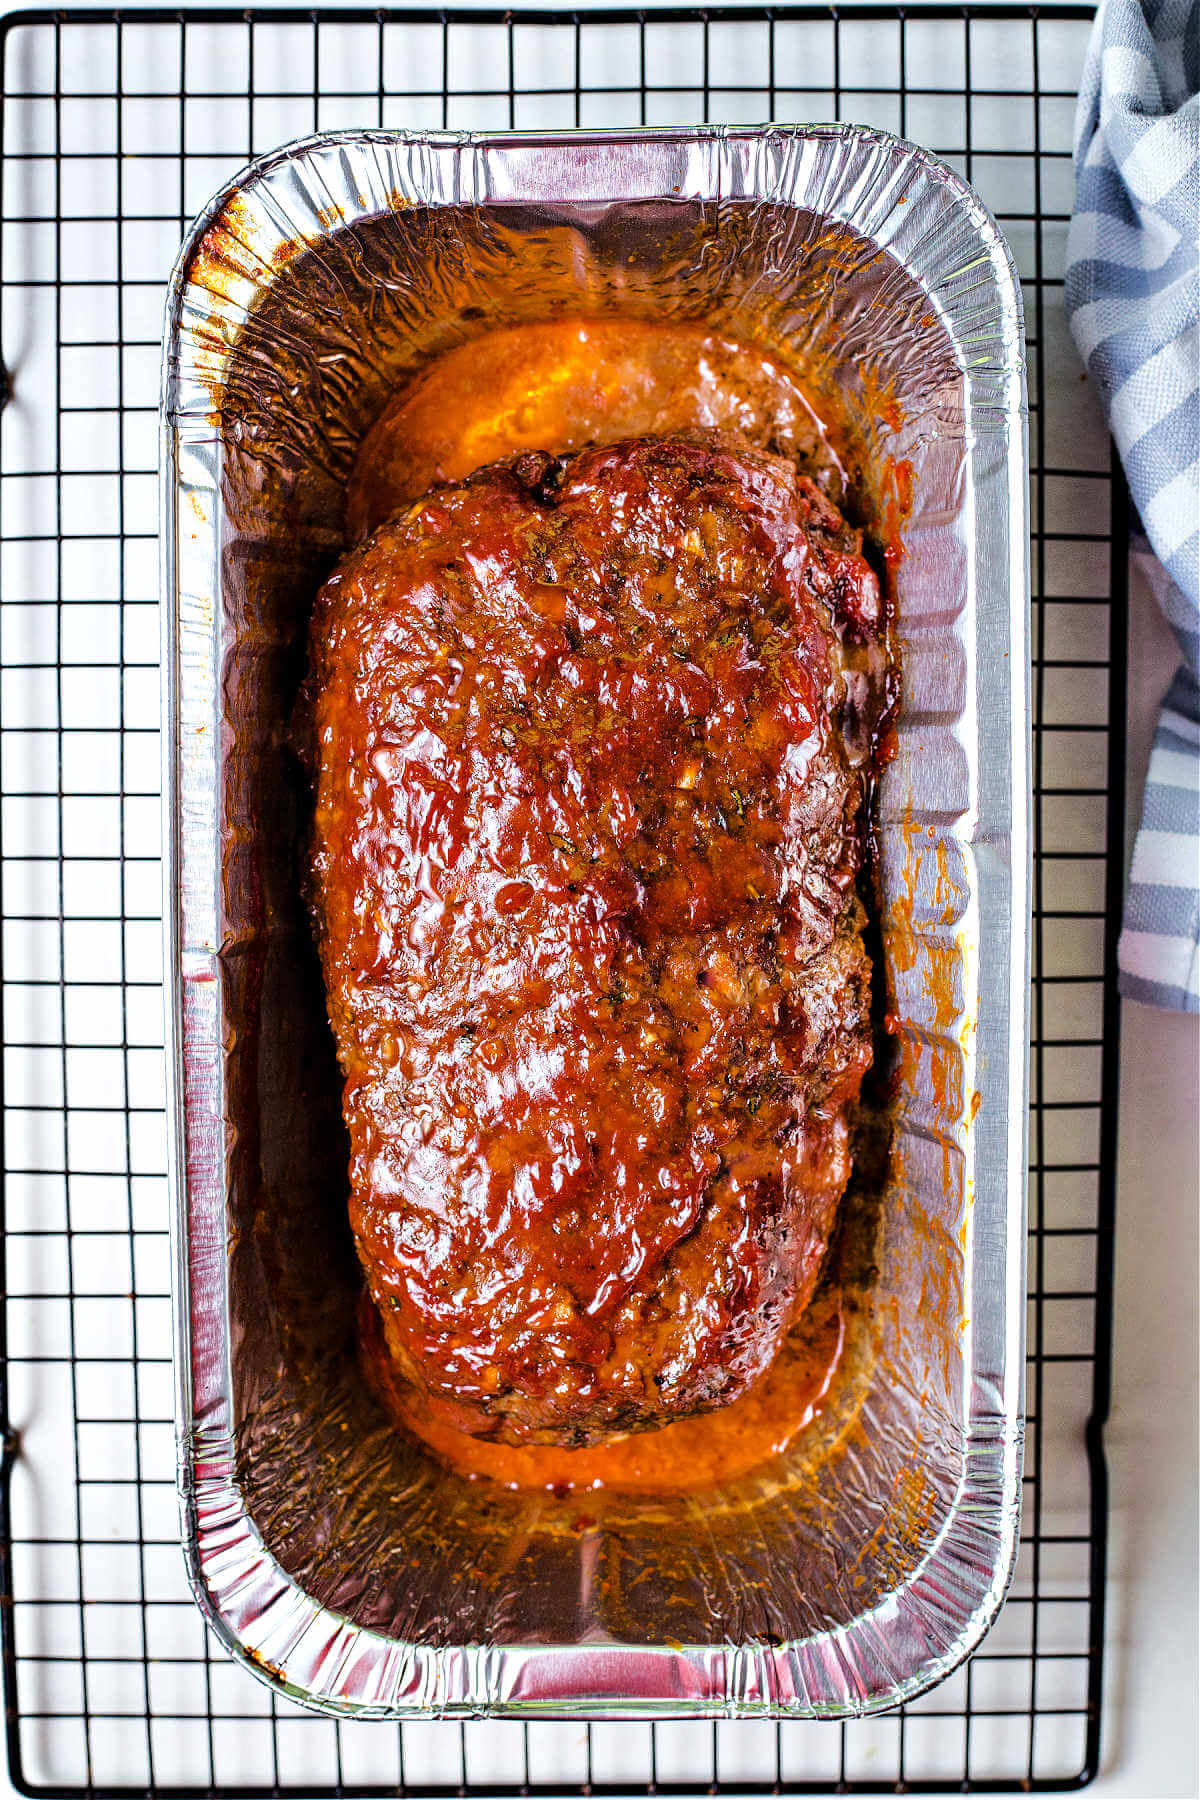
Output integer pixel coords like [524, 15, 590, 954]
[309, 433, 883, 1448]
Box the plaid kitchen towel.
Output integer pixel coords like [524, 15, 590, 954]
[1066, 0, 1199, 1012]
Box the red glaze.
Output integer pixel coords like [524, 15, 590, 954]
[311, 434, 881, 1450]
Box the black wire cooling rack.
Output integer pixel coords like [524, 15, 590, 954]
[0, 5, 1123, 1793]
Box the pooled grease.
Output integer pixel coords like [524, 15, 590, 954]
[346, 316, 850, 537]
[361, 1287, 845, 1493]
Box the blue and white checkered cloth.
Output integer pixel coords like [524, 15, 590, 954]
[1065, 0, 1200, 1012]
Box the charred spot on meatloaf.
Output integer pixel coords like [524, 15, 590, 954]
[309, 433, 881, 1448]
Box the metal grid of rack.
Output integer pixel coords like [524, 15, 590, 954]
[0, 5, 1121, 1792]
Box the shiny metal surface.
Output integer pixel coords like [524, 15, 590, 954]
[162, 126, 1030, 1719]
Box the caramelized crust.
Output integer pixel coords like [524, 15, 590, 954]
[310, 434, 881, 1447]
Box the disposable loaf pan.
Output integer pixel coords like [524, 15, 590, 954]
[161, 126, 1030, 1718]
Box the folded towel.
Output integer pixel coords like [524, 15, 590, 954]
[1065, 0, 1199, 1012]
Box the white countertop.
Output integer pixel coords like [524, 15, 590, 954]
[1082, 567, 1200, 1800]
[0, 4, 1195, 1788]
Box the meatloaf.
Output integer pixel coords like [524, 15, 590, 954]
[309, 433, 883, 1448]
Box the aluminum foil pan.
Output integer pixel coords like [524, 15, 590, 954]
[162, 126, 1029, 1718]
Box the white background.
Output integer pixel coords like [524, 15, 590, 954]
[1, 2, 1198, 1794]
[1083, 569, 1199, 1800]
